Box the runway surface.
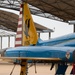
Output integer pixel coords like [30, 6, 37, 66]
[0, 59, 72, 75]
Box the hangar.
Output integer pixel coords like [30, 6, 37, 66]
[0, 0, 75, 75]
[0, 0, 75, 45]
[0, 0, 75, 49]
[0, 0, 75, 22]
[0, 0, 75, 32]
[0, 10, 53, 48]
[0, 10, 53, 32]
[0, 0, 75, 47]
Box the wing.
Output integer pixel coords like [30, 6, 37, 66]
[0, 57, 61, 61]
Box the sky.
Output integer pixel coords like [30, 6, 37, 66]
[0, 8, 74, 48]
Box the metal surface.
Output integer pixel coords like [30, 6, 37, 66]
[0, 29, 16, 36]
[0, 0, 75, 22]
[0, 0, 75, 32]
[0, 10, 53, 32]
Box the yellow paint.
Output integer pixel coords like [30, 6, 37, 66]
[20, 60, 27, 75]
[0, 57, 61, 61]
[22, 3, 38, 46]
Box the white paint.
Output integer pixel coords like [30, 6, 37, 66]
[20, 8, 22, 11]
[18, 21, 22, 25]
[19, 14, 22, 18]
[17, 27, 22, 32]
[16, 34, 22, 38]
[15, 41, 22, 44]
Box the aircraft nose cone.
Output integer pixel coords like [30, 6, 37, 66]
[73, 50, 75, 62]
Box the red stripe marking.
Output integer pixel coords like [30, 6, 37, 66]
[17, 31, 22, 34]
[20, 4, 23, 8]
[15, 4, 23, 47]
[18, 18, 22, 21]
[15, 38, 22, 41]
[18, 24, 22, 27]
[20, 11, 22, 14]
[15, 44, 22, 47]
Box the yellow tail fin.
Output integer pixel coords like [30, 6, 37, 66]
[22, 3, 38, 46]
[15, 3, 38, 47]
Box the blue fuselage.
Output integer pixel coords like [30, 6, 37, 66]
[5, 46, 75, 63]
[37, 33, 75, 47]
[4, 33, 75, 63]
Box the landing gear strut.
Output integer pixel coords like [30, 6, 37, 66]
[20, 60, 28, 75]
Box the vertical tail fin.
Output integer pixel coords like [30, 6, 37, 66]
[22, 3, 38, 46]
[15, 3, 38, 47]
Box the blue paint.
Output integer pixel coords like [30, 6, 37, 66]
[37, 33, 75, 47]
[5, 46, 75, 62]
[4, 33, 75, 63]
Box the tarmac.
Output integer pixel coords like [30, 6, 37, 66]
[0, 59, 73, 75]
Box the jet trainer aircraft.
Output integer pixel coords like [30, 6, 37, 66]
[0, 1, 75, 75]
